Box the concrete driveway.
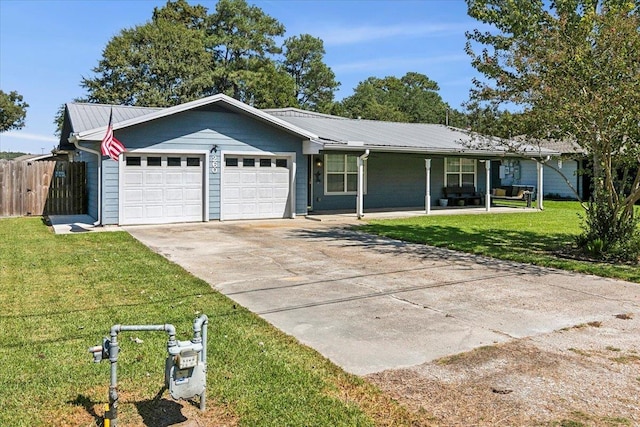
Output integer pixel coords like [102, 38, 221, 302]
[126, 219, 639, 375]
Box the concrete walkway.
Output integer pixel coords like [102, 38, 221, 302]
[127, 219, 639, 375]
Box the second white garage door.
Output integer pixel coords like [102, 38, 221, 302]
[222, 156, 292, 220]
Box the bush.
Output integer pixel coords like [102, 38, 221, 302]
[576, 201, 640, 263]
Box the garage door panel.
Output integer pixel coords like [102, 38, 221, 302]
[222, 156, 291, 220]
[241, 188, 257, 198]
[124, 172, 143, 185]
[258, 173, 273, 184]
[145, 172, 163, 185]
[223, 187, 241, 200]
[273, 172, 289, 184]
[224, 172, 241, 184]
[124, 189, 144, 203]
[184, 189, 201, 201]
[258, 188, 273, 198]
[144, 189, 163, 202]
[185, 172, 202, 184]
[121, 154, 203, 225]
[123, 206, 144, 220]
[165, 172, 184, 185]
[241, 173, 257, 184]
[144, 205, 165, 218]
[166, 188, 184, 202]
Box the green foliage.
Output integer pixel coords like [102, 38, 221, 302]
[576, 198, 640, 262]
[0, 217, 418, 426]
[466, 0, 640, 258]
[340, 72, 466, 126]
[0, 151, 27, 160]
[80, 0, 338, 110]
[362, 201, 640, 282]
[283, 34, 340, 112]
[207, 0, 287, 105]
[0, 89, 28, 132]
[82, 1, 213, 107]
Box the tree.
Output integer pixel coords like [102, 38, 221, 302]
[282, 34, 339, 111]
[340, 72, 466, 126]
[80, 0, 301, 109]
[466, 0, 640, 261]
[0, 90, 28, 132]
[207, 0, 287, 105]
[81, 0, 213, 106]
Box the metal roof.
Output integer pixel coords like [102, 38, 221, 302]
[66, 103, 160, 134]
[67, 94, 318, 142]
[266, 109, 559, 157]
[63, 97, 559, 157]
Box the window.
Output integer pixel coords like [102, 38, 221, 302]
[325, 154, 365, 194]
[259, 158, 272, 167]
[147, 157, 161, 167]
[445, 158, 476, 187]
[225, 157, 238, 167]
[167, 157, 181, 167]
[243, 158, 255, 167]
[126, 157, 141, 166]
[186, 157, 200, 167]
[275, 158, 287, 168]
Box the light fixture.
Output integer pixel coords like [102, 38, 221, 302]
[315, 170, 322, 183]
[315, 157, 323, 168]
[210, 145, 218, 153]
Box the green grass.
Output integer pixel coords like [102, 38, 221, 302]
[361, 201, 640, 283]
[0, 217, 421, 427]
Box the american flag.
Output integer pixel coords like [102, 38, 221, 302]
[100, 109, 126, 161]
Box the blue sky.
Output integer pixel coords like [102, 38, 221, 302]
[0, 0, 483, 154]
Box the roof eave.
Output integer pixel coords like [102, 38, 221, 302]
[319, 142, 560, 157]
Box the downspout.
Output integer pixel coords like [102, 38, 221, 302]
[356, 149, 370, 219]
[70, 134, 102, 226]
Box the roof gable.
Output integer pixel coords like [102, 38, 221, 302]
[67, 94, 317, 143]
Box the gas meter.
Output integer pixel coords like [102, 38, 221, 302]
[165, 340, 207, 400]
[88, 315, 208, 427]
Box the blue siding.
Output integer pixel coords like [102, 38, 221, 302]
[75, 147, 99, 220]
[311, 153, 489, 211]
[518, 159, 580, 199]
[98, 109, 307, 224]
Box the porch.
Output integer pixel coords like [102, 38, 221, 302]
[306, 204, 538, 223]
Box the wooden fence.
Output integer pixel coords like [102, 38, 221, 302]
[0, 160, 87, 217]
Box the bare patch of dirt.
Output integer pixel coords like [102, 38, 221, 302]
[367, 312, 640, 426]
[59, 389, 237, 427]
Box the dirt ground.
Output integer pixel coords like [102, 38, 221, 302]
[367, 312, 640, 426]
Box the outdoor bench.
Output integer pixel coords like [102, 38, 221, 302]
[443, 185, 482, 206]
[491, 185, 535, 207]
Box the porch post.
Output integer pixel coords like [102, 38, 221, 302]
[425, 159, 431, 214]
[485, 160, 491, 212]
[537, 160, 544, 210]
[356, 150, 369, 219]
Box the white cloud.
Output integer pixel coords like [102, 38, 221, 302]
[333, 53, 469, 73]
[320, 23, 470, 46]
[1, 131, 58, 143]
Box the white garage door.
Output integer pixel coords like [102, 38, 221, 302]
[121, 154, 204, 225]
[222, 156, 291, 220]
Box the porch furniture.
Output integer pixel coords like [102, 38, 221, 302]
[491, 185, 535, 207]
[443, 185, 482, 206]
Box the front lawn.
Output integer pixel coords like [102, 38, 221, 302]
[0, 217, 426, 427]
[361, 201, 640, 283]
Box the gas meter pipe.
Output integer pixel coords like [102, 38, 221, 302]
[107, 323, 177, 427]
[191, 314, 208, 411]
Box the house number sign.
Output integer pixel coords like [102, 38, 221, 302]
[211, 155, 218, 173]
